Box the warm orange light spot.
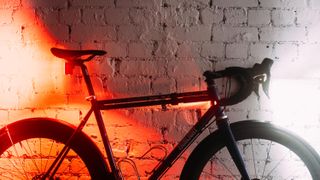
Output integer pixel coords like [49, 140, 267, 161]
[0, 5, 66, 108]
[175, 101, 211, 109]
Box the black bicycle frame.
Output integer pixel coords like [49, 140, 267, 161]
[47, 62, 250, 180]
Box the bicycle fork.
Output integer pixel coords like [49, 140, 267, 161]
[216, 116, 250, 180]
[206, 78, 250, 180]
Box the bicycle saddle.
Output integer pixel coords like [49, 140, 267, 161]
[51, 48, 106, 61]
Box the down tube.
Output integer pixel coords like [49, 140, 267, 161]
[149, 105, 217, 180]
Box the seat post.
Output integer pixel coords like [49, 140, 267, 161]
[79, 63, 96, 97]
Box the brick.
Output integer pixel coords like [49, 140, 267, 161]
[0, 110, 8, 126]
[200, 42, 225, 58]
[118, 25, 143, 41]
[260, 27, 306, 42]
[167, 60, 203, 78]
[125, 109, 152, 127]
[70, 0, 114, 7]
[271, 9, 295, 26]
[212, 26, 259, 42]
[105, 8, 130, 25]
[249, 43, 273, 59]
[152, 110, 176, 130]
[129, 8, 159, 27]
[71, 24, 116, 42]
[79, 41, 104, 50]
[12, 8, 36, 26]
[22, 0, 67, 8]
[56, 109, 81, 124]
[104, 42, 128, 57]
[141, 26, 166, 41]
[176, 77, 200, 92]
[120, 59, 167, 77]
[126, 77, 151, 96]
[225, 8, 247, 26]
[161, 8, 178, 27]
[169, 25, 211, 41]
[0, 0, 20, 8]
[226, 43, 248, 59]
[152, 77, 176, 94]
[45, 24, 69, 41]
[82, 8, 106, 25]
[0, 25, 21, 42]
[176, 42, 201, 58]
[200, 8, 214, 25]
[36, 9, 59, 25]
[162, 0, 210, 9]
[212, 8, 224, 24]
[63, 75, 85, 95]
[176, 110, 196, 126]
[0, 9, 13, 25]
[248, 9, 271, 26]
[116, 0, 156, 8]
[128, 42, 153, 58]
[154, 40, 178, 58]
[128, 142, 150, 157]
[260, 0, 308, 8]
[175, 7, 200, 27]
[60, 8, 81, 25]
[0, 92, 19, 109]
[273, 43, 298, 61]
[212, 0, 258, 7]
[296, 9, 320, 26]
[104, 77, 128, 98]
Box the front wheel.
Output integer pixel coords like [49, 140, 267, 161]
[181, 120, 320, 180]
[0, 118, 112, 179]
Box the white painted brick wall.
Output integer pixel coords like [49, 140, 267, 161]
[248, 9, 271, 26]
[0, 0, 320, 179]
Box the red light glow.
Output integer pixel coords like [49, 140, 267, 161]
[174, 101, 211, 109]
[0, 6, 65, 109]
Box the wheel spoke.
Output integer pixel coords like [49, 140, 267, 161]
[264, 148, 290, 178]
[250, 139, 258, 178]
[261, 141, 272, 179]
[181, 122, 318, 180]
[215, 154, 239, 179]
[24, 139, 41, 173]
[44, 139, 55, 172]
[6, 128, 29, 179]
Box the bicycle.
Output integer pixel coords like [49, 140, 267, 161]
[0, 47, 319, 180]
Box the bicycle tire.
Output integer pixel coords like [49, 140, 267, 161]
[0, 118, 112, 179]
[180, 120, 320, 180]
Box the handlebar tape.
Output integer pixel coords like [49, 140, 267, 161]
[203, 58, 274, 106]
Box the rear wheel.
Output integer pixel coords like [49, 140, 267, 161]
[0, 118, 111, 179]
[181, 121, 320, 180]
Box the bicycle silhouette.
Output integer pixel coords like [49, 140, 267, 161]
[0, 47, 319, 179]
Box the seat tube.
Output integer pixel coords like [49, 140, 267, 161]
[79, 63, 95, 96]
[79, 63, 123, 179]
[206, 78, 250, 180]
[93, 107, 123, 179]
